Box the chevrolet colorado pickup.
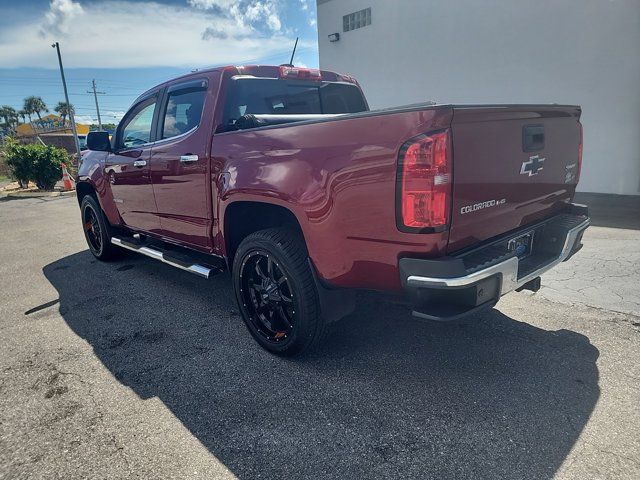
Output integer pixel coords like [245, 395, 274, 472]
[78, 65, 589, 356]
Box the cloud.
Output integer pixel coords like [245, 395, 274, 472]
[243, 1, 281, 31]
[188, 0, 236, 9]
[0, 1, 307, 69]
[74, 114, 96, 124]
[39, 0, 83, 37]
[201, 27, 229, 40]
[188, 0, 282, 32]
[102, 110, 127, 120]
[103, 110, 126, 120]
[75, 110, 125, 124]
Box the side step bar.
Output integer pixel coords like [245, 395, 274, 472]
[111, 237, 215, 279]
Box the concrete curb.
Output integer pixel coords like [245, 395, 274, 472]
[1, 190, 76, 199]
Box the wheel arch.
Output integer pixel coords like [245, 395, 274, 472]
[222, 200, 306, 266]
[76, 178, 123, 227]
[76, 181, 97, 205]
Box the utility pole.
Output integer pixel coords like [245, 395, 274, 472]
[51, 42, 81, 162]
[87, 79, 105, 130]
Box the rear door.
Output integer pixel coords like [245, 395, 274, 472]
[105, 93, 161, 234]
[448, 105, 582, 252]
[150, 75, 218, 250]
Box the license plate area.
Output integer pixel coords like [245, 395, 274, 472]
[508, 231, 534, 259]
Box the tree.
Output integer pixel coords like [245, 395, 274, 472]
[0, 105, 17, 130]
[23, 106, 32, 123]
[9, 111, 19, 130]
[90, 122, 117, 132]
[23, 96, 48, 122]
[0, 106, 9, 128]
[54, 101, 74, 125]
[18, 109, 27, 124]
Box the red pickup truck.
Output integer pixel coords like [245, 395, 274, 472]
[78, 65, 589, 356]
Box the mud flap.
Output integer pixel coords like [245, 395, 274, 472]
[307, 259, 356, 323]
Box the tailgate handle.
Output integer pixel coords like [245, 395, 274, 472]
[523, 125, 545, 152]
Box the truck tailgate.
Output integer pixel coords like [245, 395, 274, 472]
[448, 105, 582, 253]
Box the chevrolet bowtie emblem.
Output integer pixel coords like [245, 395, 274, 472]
[520, 155, 545, 176]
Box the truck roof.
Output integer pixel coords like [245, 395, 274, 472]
[134, 65, 358, 104]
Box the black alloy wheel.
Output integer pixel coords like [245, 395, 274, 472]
[239, 251, 296, 342]
[232, 228, 325, 356]
[80, 195, 121, 261]
[83, 202, 103, 255]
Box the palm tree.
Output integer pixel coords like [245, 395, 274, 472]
[9, 111, 19, 130]
[0, 106, 10, 127]
[18, 109, 27, 124]
[23, 105, 33, 123]
[0, 105, 17, 131]
[23, 96, 48, 121]
[54, 101, 74, 125]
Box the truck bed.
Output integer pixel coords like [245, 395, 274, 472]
[214, 102, 581, 291]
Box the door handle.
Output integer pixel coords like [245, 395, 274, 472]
[180, 154, 199, 163]
[133, 160, 147, 167]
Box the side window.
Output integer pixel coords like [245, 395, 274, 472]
[161, 81, 207, 139]
[120, 98, 157, 148]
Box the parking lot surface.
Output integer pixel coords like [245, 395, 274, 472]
[1, 196, 639, 479]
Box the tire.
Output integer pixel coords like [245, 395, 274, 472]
[80, 195, 122, 261]
[232, 228, 325, 357]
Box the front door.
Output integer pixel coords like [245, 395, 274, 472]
[105, 95, 161, 234]
[150, 77, 215, 249]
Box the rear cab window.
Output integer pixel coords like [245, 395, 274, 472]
[220, 77, 368, 132]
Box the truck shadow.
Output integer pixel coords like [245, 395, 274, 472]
[43, 251, 599, 479]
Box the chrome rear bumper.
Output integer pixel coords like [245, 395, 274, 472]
[400, 207, 590, 321]
[406, 217, 589, 296]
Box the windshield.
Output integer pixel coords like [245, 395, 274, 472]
[221, 77, 368, 131]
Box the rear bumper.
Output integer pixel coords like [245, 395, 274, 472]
[400, 205, 589, 321]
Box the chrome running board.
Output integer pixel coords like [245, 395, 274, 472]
[111, 237, 214, 279]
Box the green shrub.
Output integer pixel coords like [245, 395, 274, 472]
[2, 138, 31, 187]
[0, 152, 11, 178]
[2, 138, 68, 190]
[33, 145, 67, 190]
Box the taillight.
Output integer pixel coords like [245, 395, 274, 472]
[278, 66, 322, 81]
[577, 122, 583, 183]
[396, 130, 452, 232]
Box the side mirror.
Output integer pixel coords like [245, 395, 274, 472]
[86, 131, 112, 152]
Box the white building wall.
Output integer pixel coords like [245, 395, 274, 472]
[317, 0, 640, 195]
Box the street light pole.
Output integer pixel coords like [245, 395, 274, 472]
[51, 42, 81, 162]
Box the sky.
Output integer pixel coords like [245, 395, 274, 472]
[0, 0, 319, 124]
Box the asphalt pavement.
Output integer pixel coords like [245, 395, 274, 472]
[1, 196, 638, 479]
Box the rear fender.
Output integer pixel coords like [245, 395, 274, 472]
[217, 194, 309, 258]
